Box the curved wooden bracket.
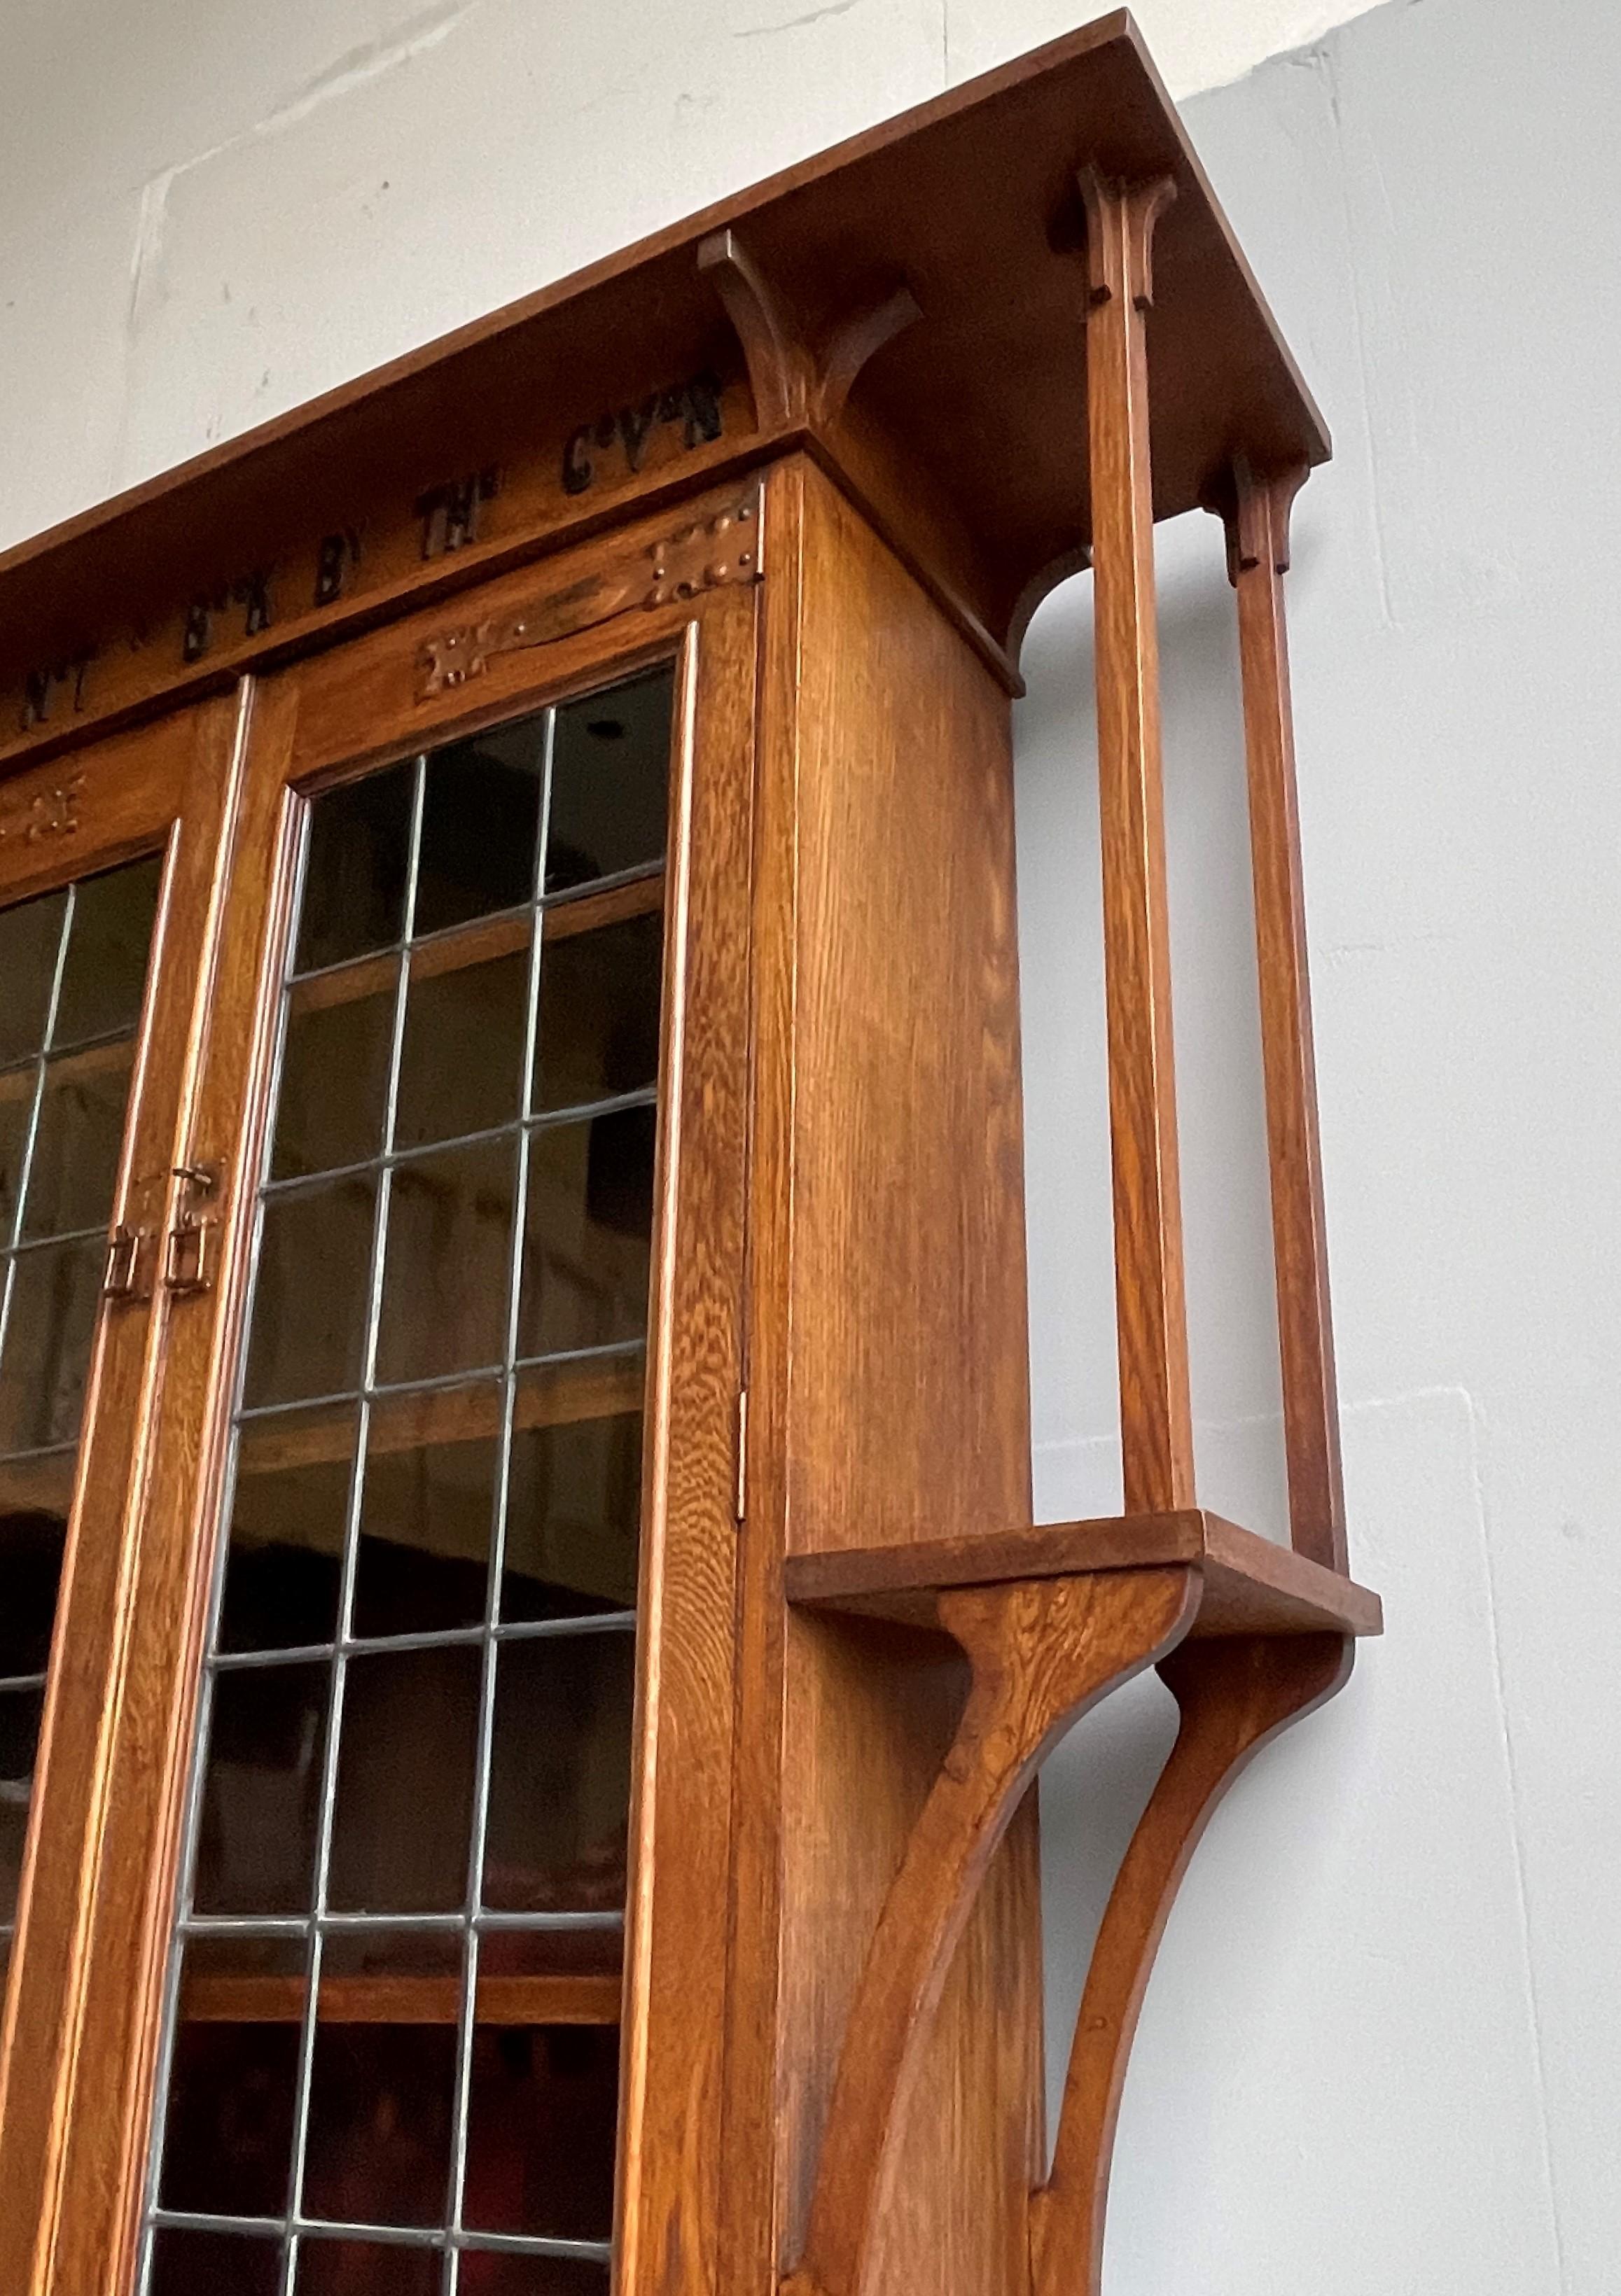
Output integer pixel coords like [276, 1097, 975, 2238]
[782, 1567, 1199, 2296]
[1029, 1631, 1354, 2296]
[1203, 453, 1309, 587]
[698, 226, 921, 431]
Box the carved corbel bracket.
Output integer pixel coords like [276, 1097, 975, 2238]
[1029, 1630, 1352, 2296]
[1076, 165, 1177, 312]
[697, 225, 921, 433]
[781, 1567, 1201, 2296]
[1203, 453, 1309, 586]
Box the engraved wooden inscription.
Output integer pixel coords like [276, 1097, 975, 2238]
[562, 372, 724, 496]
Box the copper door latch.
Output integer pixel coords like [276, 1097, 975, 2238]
[164, 1162, 223, 1296]
[102, 1222, 152, 1301]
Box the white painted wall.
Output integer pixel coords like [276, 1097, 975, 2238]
[2, 0, 1616, 2292]
[0, 0, 1381, 556]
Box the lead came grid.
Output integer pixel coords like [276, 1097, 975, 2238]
[0, 855, 164, 1975]
[140, 671, 674, 2296]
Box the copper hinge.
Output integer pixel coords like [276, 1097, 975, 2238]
[416, 492, 763, 701]
[102, 1222, 153, 1302]
[735, 1387, 749, 1524]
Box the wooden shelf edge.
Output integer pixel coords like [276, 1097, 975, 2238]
[784, 1511, 1381, 1640]
[179, 1972, 623, 2026]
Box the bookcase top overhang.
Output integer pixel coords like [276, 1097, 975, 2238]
[0, 10, 1327, 732]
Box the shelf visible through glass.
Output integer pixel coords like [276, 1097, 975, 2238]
[139, 666, 674, 2296]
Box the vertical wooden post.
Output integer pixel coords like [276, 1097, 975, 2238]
[1079, 167, 1193, 1517]
[1220, 458, 1347, 1572]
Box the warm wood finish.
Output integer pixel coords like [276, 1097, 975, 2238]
[0, 16, 1328, 760]
[1031, 1632, 1351, 2296]
[784, 1569, 1197, 2296]
[1081, 169, 1195, 1516]
[179, 1973, 622, 2026]
[235, 1350, 646, 1479]
[721, 457, 1042, 2296]
[0, 28, 1374, 2296]
[0, 696, 246, 2296]
[784, 1514, 1382, 1640]
[1220, 458, 1348, 1572]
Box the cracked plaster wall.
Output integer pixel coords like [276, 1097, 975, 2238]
[0, 0, 1615, 2290]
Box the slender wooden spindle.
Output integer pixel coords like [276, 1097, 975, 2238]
[1079, 167, 1194, 1517]
[1221, 458, 1347, 1572]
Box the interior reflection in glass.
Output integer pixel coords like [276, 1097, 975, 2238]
[143, 667, 672, 2286]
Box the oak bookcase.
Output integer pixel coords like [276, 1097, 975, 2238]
[0, 17, 1378, 2295]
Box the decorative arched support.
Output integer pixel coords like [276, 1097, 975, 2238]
[1029, 1630, 1352, 2296]
[781, 1567, 1200, 2296]
[697, 226, 921, 432]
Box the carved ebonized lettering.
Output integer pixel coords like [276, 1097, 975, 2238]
[232, 568, 274, 638]
[416, 469, 501, 559]
[562, 370, 724, 496]
[18, 654, 93, 732]
[314, 529, 362, 607]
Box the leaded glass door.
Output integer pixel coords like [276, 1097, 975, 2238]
[124, 552, 756, 2296]
[0, 698, 246, 2288]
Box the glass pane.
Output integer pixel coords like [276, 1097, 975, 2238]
[193, 1663, 330, 1917]
[0, 1502, 66, 1676]
[545, 671, 672, 894]
[353, 1382, 499, 1640]
[296, 762, 415, 975]
[222, 1406, 356, 1654]
[158, 1938, 301, 2220]
[327, 1644, 480, 1914]
[271, 968, 396, 1182]
[0, 1073, 32, 1238]
[375, 1138, 517, 1387]
[459, 2258, 608, 2296]
[464, 2022, 618, 2241]
[395, 944, 530, 1151]
[0, 889, 67, 1067]
[243, 1177, 377, 1410]
[415, 713, 545, 936]
[517, 1111, 655, 1360]
[483, 1634, 635, 1915]
[298, 2239, 440, 2296]
[302, 2022, 458, 2229]
[0, 1234, 105, 1453]
[320, 1923, 463, 1991]
[51, 853, 162, 1047]
[503, 1378, 642, 1623]
[149, 2227, 284, 2296]
[534, 911, 663, 1115]
[1, 1686, 44, 1921]
[20, 1040, 134, 1239]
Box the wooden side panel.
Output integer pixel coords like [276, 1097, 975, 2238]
[747, 458, 1041, 2296]
[784, 459, 1031, 1558]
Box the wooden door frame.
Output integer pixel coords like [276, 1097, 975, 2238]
[9, 492, 760, 2296]
[0, 692, 249, 2295]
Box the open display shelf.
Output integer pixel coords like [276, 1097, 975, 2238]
[0, 18, 1377, 2296]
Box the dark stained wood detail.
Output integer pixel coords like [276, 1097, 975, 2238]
[784, 1514, 1382, 1640]
[1212, 456, 1348, 1572]
[781, 1569, 1199, 2296]
[415, 489, 762, 696]
[1080, 168, 1193, 1517]
[1030, 1632, 1353, 2296]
